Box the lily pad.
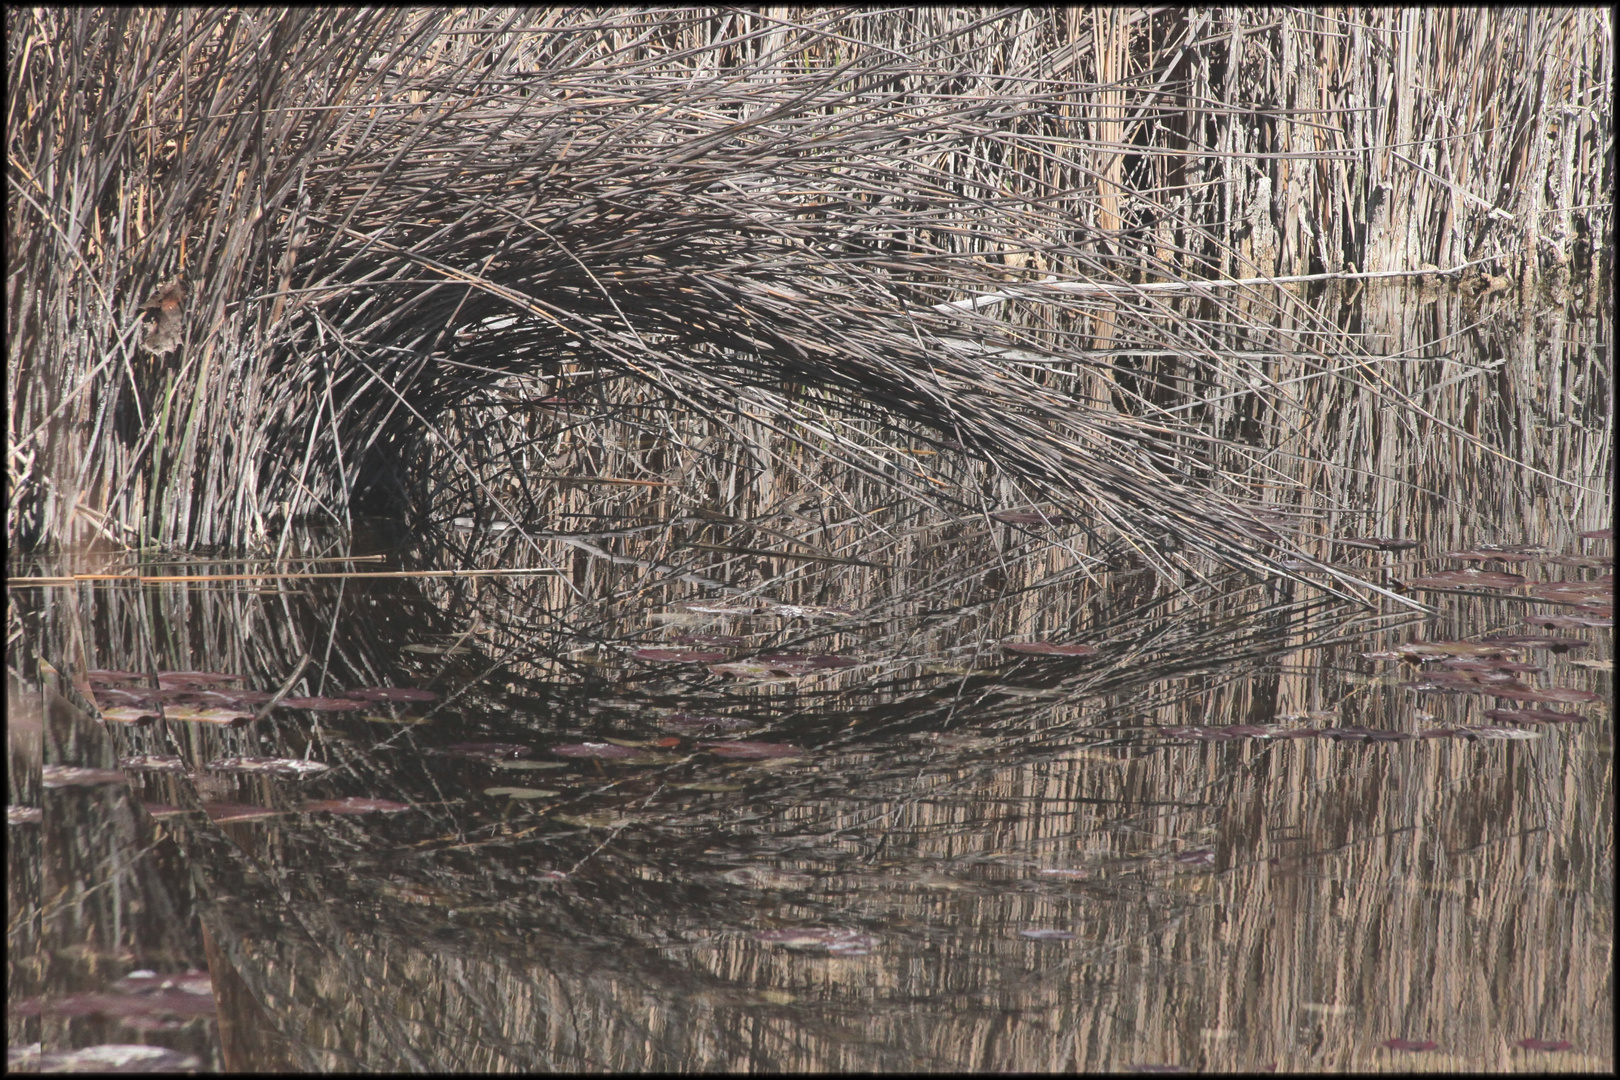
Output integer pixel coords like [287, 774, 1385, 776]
[702, 741, 806, 759]
[206, 756, 331, 777]
[301, 797, 411, 814]
[1516, 1038, 1574, 1051]
[119, 755, 190, 774]
[1002, 641, 1100, 656]
[482, 787, 557, 800]
[201, 802, 285, 822]
[278, 696, 370, 711]
[42, 766, 126, 788]
[661, 713, 759, 735]
[428, 742, 532, 762]
[1477, 633, 1589, 651]
[754, 927, 875, 955]
[1019, 928, 1077, 941]
[156, 671, 245, 689]
[550, 742, 643, 759]
[1489, 685, 1601, 704]
[1334, 536, 1420, 550]
[343, 686, 439, 702]
[1407, 569, 1526, 589]
[99, 706, 161, 724]
[631, 648, 728, 663]
[1482, 708, 1587, 724]
[1382, 1038, 1438, 1052]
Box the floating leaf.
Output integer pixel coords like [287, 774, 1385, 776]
[1394, 641, 1503, 660]
[1408, 569, 1526, 589]
[1439, 658, 1543, 674]
[492, 759, 569, 771]
[1489, 685, 1600, 704]
[1482, 708, 1587, 724]
[1037, 868, 1088, 878]
[201, 801, 285, 823]
[754, 927, 875, 955]
[141, 803, 191, 819]
[674, 781, 747, 792]
[156, 671, 244, 689]
[754, 652, 860, 669]
[278, 696, 370, 711]
[722, 867, 815, 889]
[164, 705, 255, 725]
[1577, 528, 1612, 540]
[86, 669, 146, 686]
[1478, 633, 1589, 652]
[1443, 549, 1536, 562]
[1524, 613, 1611, 630]
[9, 806, 42, 824]
[482, 787, 557, 799]
[343, 686, 439, 702]
[42, 766, 126, 788]
[1531, 580, 1612, 603]
[119, 755, 189, 774]
[990, 510, 1076, 526]
[206, 756, 330, 777]
[1173, 849, 1216, 865]
[1019, 928, 1076, 941]
[657, 712, 758, 738]
[553, 811, 636, 828]
[673, 634, 748, 646]
[301, 797, 410, 814]
[550, 742, 642, 759]
[631, 647, 729, 663]
[1321, 727, 1413, 741]
[99, 706, 161, 724]
[1515, 1038, 1574, 1051]
[1003, 641, 1099, 657]
[428, 742, 532, 762]
[1382, 1038, 1438, 1052]
[708, 661, 797, 678]
[702, 741, 806, 759]
[1335, 536, 1420, 550]
[1462, 726, 1543, 740]
[402, 643, 471, 655]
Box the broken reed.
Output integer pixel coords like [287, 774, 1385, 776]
[7, 8, 1610, 600]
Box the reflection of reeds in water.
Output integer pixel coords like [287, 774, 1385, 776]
[8, 9, 1609, 611]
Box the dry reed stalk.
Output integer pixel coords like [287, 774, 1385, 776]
[8, 8, 1609, 608]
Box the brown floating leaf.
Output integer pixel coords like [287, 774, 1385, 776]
[202, 801, 285, 823]
[1482, 708, 1587, 724]
[100, 706, 161, 724]
[206, 756, 331, 777]
[343, 686, 439, 702]
[163, 705, 254, 725]
[1407, 569, 1526, 589]
[302, 797, 411, 814]
[1577, 528, 1613, 540]
[1477, 634, 1589, 652]
[754, 927, 875, 954]
[1530, 581, 1613, 603]
[119, 755, 189, 773]
[673, 633, 748, 646]
[1515, 1038, 1574, 1051]
[9, 806, 43, 824]
[1443, 549, 1536, 562]
[1335, 536, 1420, 550]
[428, 742, 532, 762]
[278, 696, 370, 711]
[1439, 658, 1543, 674]
[1002, 641, 1099, 656]
[1489, 685, 1601, 704]
[702, 740, 806, 759]
[1382, 1038, 1438, 1052]
[631, 648, 728, 663]
[142, 803, 191, 819]
[86, 669, 147, 686]
[990, 510, 1076, 526]
[156, 671, 245, 689]
[1394, 640, 1513, 660]
[550, 742, 643, 759]
[754, 652, 860, 669]
[1524, 613, 1611, 630]
[1019, 928, 1077, 940]
[42, 766, 126, 788]
[660, 713, 758, 735]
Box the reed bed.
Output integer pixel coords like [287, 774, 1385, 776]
[8, 8, 1610, 606]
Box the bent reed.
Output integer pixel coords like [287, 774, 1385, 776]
[8, 8, 1610, 606]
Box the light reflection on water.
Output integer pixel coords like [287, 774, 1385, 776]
[8, 286, 1611, 1071]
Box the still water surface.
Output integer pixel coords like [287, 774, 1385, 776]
[9, 285, 1610, 1071]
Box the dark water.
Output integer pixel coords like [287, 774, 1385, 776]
[9, 287, 1611, 1071]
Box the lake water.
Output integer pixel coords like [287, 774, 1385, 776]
[9, 283, 1610, 1071]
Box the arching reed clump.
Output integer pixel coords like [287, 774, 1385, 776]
[8, 8, 1610, 605]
